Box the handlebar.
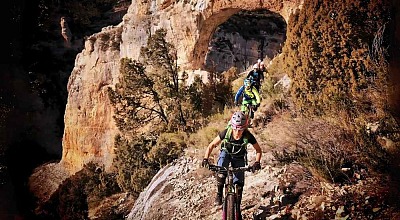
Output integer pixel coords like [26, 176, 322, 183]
[246, 104, 259, 109]
[207, 164, 253, 173]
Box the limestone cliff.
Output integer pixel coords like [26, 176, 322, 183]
[29, 0, 303, 202]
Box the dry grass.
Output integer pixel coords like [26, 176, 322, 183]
[258, 114, 359, 183]
[185, 108, 234, 160]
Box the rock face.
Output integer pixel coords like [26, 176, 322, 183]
[61, 26, 123, 174]
[60, 17, 72, 48]
[29, 0, 303, 202]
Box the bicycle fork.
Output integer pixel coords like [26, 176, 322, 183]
[222, 185, 240, 220]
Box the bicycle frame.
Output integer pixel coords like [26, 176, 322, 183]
[208, 165, 253, 220]
[240, 104, 255, 119]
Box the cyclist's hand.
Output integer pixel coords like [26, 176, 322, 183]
[202, 158, 210, 168]
[252, 161, 261, 172]
[254, 104, 260, 111]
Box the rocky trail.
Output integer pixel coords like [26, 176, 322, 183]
[126, 111, 400, 220]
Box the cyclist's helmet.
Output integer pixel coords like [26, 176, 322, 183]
[244, 78, 252, 88]
[230, 111, 248, 130]
[243, 78, 251, 88]
[248, 76, 254, 84]
[253, 63, 259, 69]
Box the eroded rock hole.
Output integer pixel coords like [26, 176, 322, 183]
[204, 10, 287, 73]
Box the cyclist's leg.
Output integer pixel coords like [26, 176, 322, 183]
[216, 150, 231, 205]
[232, 157, 245, 220]
[240, 104, 247, 113]
[240, 100, 251, 115]
[250, 99, 258, 119]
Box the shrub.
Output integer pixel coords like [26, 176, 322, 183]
[36, 162, 124, 219]
[267, 0, 397, 176]
[186, 110, 232, 159]
[84, 163, 121, 208]
[147, 132, 187, 167]
[273, 0, 391, 126]
[113, 134, 157, 194]
[273, 125, 356, 183]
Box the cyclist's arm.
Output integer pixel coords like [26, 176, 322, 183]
[204, 136, 222, 159]
[252, 87, 261, 104]
[234, 86, 244, 103]
[252, 142, 262, 162]
[246, 71, 252, 79]
[259, 70, 265, 82]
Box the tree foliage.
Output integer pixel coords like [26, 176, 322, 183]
[273, 0, 391, 125]
[140, 29, 193, 130]
[113, 134, 157, 194]
[109, 28, 233, 195]
[147, 132, 187, 167]
[108, 29, 202, 132]
[266, 0, 399, 181]
[83, 163, 121, 207]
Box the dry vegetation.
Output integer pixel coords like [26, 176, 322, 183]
[267, 0, 399, 174]
[185, 0, 400, 218]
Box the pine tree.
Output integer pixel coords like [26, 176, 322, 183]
[108, 28, 202, 132]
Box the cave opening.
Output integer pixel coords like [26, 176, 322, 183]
[204, 9, 287, 73]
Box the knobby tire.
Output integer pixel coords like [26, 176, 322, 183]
[225, 194, 236, 220]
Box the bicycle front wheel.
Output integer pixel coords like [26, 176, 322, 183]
[224, 194, 236, 220]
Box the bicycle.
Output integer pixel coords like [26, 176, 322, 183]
[240, 103, 256, 120]
[208, 164, 254, 220]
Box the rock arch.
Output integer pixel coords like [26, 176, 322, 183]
[188, 0, 302, 69]
[202, 9, 287, 73]
[121, 0, 303, 70]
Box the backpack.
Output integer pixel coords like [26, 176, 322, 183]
[243, 87, 256, 100]
[221, 124, 249, 165]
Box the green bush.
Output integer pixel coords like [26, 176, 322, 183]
[84, 163, 121, 208]
[147, 132, 187, 167]
[273, 0, 390, 124]
[267, 0, 396, 176]
[113, 134, 157, 194]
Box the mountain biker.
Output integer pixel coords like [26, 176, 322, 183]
[259, 62, 268, 78]
[247, 63, 264, 92]
[234, 78, 261, 119]
[201, 111, 262, 219]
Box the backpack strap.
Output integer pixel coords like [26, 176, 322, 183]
[221, 126, 249, 165]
